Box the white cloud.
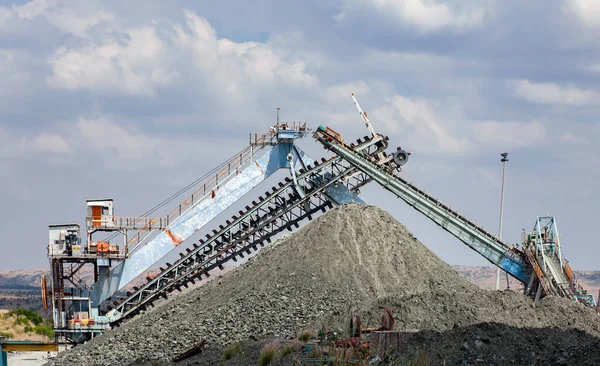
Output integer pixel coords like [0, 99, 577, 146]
[335, 92, 547, 156]
[173, 11, 219, 71]
[336, 0, 491, 33]
[0, 128, 71, 159]
[513, 79, 600, 105]
[473, 120, 546, 148]
[11, 0, 113, 36]
[174, 11, 317, 94]
[0, 117, 206, 170]
[564, 0, 600, 27]
[75, 117, 173, 165]
[47, 10, 316, 100]
[30, 133, 71, 154]
[11, 0, 51, 19]
[47, 26, 177, 96]
[325, 81, 370, 101]
[0, 7, 11, 23]
[378, 95, 470, 155]
[0, 49, 32, 97]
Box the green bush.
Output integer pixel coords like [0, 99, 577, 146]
[13, 316, 30, 327]
[33, 323, 54, 338]
[0, 331, 14, 339]
[8, 308, 43, 326]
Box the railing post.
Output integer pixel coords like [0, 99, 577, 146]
[0, 336, 6, 366]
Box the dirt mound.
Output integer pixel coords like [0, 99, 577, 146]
[47, 203, 600, 365]
[366, 289, 600, 335]
[50, 203, 462, 365]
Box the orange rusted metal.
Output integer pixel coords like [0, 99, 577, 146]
[564, 261, 574, 282]
[165, 229, 183, 246]
[172, 339, 206, 362]
[91, 206, 102, 227]
[125, 133, 274, 249]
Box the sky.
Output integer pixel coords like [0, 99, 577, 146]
[0, 0, 599, 272]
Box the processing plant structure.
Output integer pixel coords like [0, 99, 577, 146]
[44, 95, 596, 346]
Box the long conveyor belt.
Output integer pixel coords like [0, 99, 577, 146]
[314, 126, 532, 284]
[105, 136, 385, 324]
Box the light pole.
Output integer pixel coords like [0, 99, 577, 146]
[495, 152, 509, 291]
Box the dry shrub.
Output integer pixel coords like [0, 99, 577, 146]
[222, 342, 242, 360]
[298, 330, 314, 342]
[259, 341, 279, 366]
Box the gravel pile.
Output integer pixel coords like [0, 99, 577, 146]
[50, 203, 458, 365]
[367, 288, 600, 335]
[47, 203, 600, 365]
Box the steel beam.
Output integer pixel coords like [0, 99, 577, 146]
[314, 129, 531, 284]
[2, 343, 58, 352]
[105, 137, 383, 323]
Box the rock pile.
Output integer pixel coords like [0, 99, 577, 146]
[47, 203, 600, 365]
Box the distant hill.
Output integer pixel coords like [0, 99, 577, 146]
[0, 269, 48, 313]
[1, 266, 598, 312]
[0, 268, 48, 289]
[453, 265, 600, 298]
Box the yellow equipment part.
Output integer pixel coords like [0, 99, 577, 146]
[2, 343, 58, 352]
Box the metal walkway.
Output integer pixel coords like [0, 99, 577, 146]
[91, 123, 312, 306]
[105, 136, 385, 324]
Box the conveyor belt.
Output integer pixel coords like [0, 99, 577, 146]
[92, 125, 310, 305]
[314, 126, 532, 284]
[105, 136, 384, 324]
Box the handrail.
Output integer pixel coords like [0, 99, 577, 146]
[124, 129, 277, 251]
[86, 216, 169, 230]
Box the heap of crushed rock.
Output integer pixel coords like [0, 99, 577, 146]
[48, 203, 600, 365]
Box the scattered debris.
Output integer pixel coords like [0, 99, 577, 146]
[47, 204, 600, 366]
[171, 339, 205, 362]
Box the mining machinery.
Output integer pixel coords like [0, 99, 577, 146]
[313, 123, 593, 306]
[46, 96, 594, 345]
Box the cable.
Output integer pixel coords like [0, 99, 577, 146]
[103, 144, 264, 242]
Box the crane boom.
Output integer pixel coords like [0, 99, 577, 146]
[351, 93, 377, 137]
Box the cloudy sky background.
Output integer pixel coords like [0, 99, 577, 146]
[1, 0, 599, 272]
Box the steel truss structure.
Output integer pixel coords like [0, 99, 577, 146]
[105, 136, 383, 323]
[313, 125, 595, 307]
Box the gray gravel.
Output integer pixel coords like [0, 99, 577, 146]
[46, 203, 600, 366]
